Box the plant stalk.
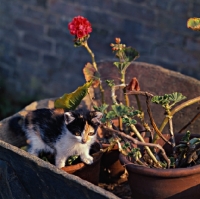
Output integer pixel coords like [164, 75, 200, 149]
[82, 41, 105, 104]
[159, 96, 200, 135]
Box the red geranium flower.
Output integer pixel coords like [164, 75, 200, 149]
[68, 16, 92, 39]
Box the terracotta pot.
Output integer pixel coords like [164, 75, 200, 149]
[98, 120, 148, 182]
[99, 143, 125, 182]
[119, 133, 200, 199]
[61, 142, 103, 185]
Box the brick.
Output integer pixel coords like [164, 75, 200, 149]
[43, 54, 60, 68]
[0, 54, 16, 66]
[36, 0, 47, 8]
[14, 19, 44, 34]
[23, 33, 52, 52]
[55, 42, 89, 64]
[83, 11, 108, 25]
[0, 65, 11, 77]
[47, 27, 70, 42]
[154, 46, 197, 66]
[192, 2, 200, 17]
[154, 0, 173, 10]
[0, 28, 19, 41]
[186, 38, 200, 52]
[168, 0, 190, 14]
[24, 7, 57, 25]
[122, 19, 143, 35]
[49, 0, 69, 14]
[156, 13, 189, 33]
[112, 2, 156, 22]
[15, 45, 39, 61]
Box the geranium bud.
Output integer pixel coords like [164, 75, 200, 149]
[115, 37, 121, 44]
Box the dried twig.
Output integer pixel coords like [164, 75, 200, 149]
[145, 94, 172, 145]
[125, 90, 154, 97]
[101, 125, 171, 168]
[178, 111, 200, 133]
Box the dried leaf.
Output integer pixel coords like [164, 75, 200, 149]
[126, 77, 140, 91]
[83, 62, 100, 88]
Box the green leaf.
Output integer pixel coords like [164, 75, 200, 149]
[189, 138, 200, 145]
[54, 81, 92, 110]
[181, 131, 191, 142]
[113, 62, 124, 71]
[122, 142, 130, 150]
[168, 92, 186, 104]
[124, 47, 139, 62]
[93, 103, 109, 113]
[187, 18, 200, 31]
[67, 155, 79, 165]
[111, 104, 129, 117]
[152, 92, 186, 107]
[101, 110, 116, 123]
[122, 117, 137, 126]
[113, 47, 139, 73]
[105, 79, 115, 87]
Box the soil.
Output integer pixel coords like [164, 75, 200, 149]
[98, 171, 132, 199]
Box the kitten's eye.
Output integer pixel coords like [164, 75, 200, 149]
[75, 132, 81, 136]
[88, 132, 94, 136]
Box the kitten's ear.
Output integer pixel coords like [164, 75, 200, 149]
[64, 112, 75, 124]
[91, 111, 103, 125]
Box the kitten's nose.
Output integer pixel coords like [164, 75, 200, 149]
[82, 139, 87, 144]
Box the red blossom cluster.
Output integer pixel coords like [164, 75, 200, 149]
[68, 16, 92, 39]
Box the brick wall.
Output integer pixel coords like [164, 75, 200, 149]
[0, 0, 200, 102]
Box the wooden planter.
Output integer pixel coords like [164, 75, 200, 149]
[1, 61, 200, 198]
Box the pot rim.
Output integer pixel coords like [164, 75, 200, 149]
[119, 153, 200, 178]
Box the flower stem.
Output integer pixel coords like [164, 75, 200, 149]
[159, 96, 200, 134]
[82, 41, 105, 104]
[83, 41, 98, 71]
[129, 123, 162, 168]
[121, 71, 129, 106]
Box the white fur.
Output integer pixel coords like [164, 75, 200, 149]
[54, 125, 96, 168]
[25, 125, 97, 168]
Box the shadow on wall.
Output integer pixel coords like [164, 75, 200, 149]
[0, 78, 34, 120]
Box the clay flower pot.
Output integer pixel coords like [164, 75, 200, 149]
[61, 142, 103, 185]
[119, 133, 200, 199]
[99, 143, 125, 182]
[98, 119, 147, 183]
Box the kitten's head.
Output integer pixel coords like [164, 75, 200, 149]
[64, 109, 103, 144]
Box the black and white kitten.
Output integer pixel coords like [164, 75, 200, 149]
[9, 108, 103, 168]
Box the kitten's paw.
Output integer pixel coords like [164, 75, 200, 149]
[81, 156, 93, 165]
[56, 159, 66, 168]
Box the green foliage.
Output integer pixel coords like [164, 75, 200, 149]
[66, 155, 79, 165]
[101, 104, 140, 124]
[54, 81, 92, 110]
[122, 117, 137, 126]
[181, 131, 191, 142]
[128, 148, 142, 161]
[105, 79, 115, 87]
[122, 142, 130, 150]
[176, 132, 200, 152]
[101, 110, 116, 123]
[114, 47, 139, 73]
[151, 92, 186, 109]
[111, 104, 138, 118]
[93, 103, 109, 113]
